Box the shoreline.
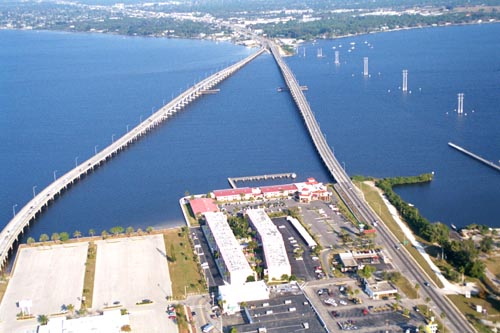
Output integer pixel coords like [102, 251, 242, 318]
[364, 180, 477, 295]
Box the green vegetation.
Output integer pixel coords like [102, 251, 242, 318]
[447, 294, 500, 332]
[163, 228, 206, 299]
[328, 185, 357, 224]
[181, 203, 199, 227]
[392, 275, 418, 299]
[228, 215, 255, 239]
[356, 178, 444, 288]
[82, 242, 97, 309]
[174, 304, 190, 333]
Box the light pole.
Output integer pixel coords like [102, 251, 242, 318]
[94, 145, 99, 155]
[75, 156, 79, 167]
[32, 185, 37, 198]
[53, 170, 58, 181]
[126, 124, 130, 133]
[12, 204, 18, 217]
[342, 161, 346, 171]
[112, 134, 115, 143]
[151, 107, 155, 115]
[140, 115, 143, 123]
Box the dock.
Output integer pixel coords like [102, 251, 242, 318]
[448, 142, 500, 172]
[228, 172, 297, 189]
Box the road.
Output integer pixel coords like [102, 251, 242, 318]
[266, 40, 476, 333]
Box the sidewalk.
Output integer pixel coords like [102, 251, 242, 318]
[365, 181, 478, 295]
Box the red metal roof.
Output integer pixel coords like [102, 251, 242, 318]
[213, 187, 254, 197]
[189, 198, 219, 215]
[260, 184, 297, 193]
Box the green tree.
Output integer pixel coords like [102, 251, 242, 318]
[66, 304, 75, 316]
[38, 314, 48, 325]
[480, 236, 494, 253]
[403, 307, 410, 317]
[126, 226, 134, 236]
[59, 232, 70, 242]
[137, 228, 143, 235]
[110, 226, 124, 236]
[246, 275, 256, 282]
[51, 233, 60, 242]
[27, 237, 35, 246]
[415, 283, 420, 298]
[230, 327, 238, 333]
[73, 230, 82, 239]
[358, 265, 375, 279]
[146, 226, 154, 234]
[88, 229, 95, 237]
[39, 234, 49, 242]
[101, 230, 109, 238]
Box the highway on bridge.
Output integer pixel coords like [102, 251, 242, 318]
[0, 48, 265, 271]
[267, 41, 475, 333]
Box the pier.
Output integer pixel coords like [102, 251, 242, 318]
[448, 142, 500, 172]
[0, 48, 265, 271]
[227, 172, 297, 189]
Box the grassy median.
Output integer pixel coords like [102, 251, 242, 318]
[354, 180, 444, 289]
[163, 228, 206, 299]
[82, 241, 97, 309]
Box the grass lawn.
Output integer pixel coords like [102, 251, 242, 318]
[82, 241, 97, 309]
[181, 203, 199, 227]
[447, 294, 500, 332]
[394, 275, 418, 299]
[355, 181, 444, 289]
[0, 275, 8, 305]
[484, 255, 500, 277]
[163, 228, 206, 299]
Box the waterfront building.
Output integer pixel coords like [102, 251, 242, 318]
[203, 212, 254, 285]
[189, 198, 219, 216]
[294, 178, 331, 203]
[213, 187, 261, 202]
[246, 209, 291, 281]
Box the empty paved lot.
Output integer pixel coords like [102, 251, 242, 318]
[0, 242, 88, 332]
[92, 235, 172, 310]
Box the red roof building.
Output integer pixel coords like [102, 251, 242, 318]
[213, 188, 261, 202]
[260, 184, 298, 199]
[189, 198, 219, 216]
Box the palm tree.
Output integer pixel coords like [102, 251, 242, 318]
[146, 226, 154, 234]
[27, 237, 35, 246]
[37, 314, 48, 325]
[66, 304, 75, 316]
[101, 230, 109, 238]
[137, 228, 143, 235]
[88, 229, 95, 237]
[126, 226, 134, 236]
[39, 234, 49, 242]
[73, 230, 82, 239]
[51, 233, 60, 242]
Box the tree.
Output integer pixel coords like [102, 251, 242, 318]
[39, 234, 49, 242]
[480, 236, 494, 253]
[230, 327, 238, 333]
[395, 293, 401, 303]
[121, 325, 132, 332]
[415, 283, 420, 298]
[66, 304, 75, 316]
[38, 314, 48, 325]
[27, 237, 35, 246]
[101, 230, 109, 238]
[358, 265, 375, 279]
[88, 229, 95, 237]
[73, 230, 82, 239]
[146, 226, 154, 234]
[137, 228, 143, 235]
[403, 307, 410, 317]
[59, 232, 70, 242]
[110, 226, 124, 236]
[51, 233, 60, 242]
[126, 226, 134, 236]
[246, 275, 256, 282]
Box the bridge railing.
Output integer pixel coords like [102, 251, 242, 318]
[0, 48, 265, 271]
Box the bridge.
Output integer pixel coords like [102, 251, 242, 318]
[267, 41, 476, 333]
[0, 48, 265, 271]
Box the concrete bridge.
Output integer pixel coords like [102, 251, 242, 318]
[0, 48, 265, 271]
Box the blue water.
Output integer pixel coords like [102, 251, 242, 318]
[0, 24, 499, 242]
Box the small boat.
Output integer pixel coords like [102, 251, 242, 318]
[451, 224, 457, 230]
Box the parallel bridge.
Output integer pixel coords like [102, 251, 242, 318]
[0, 48, 265, 270]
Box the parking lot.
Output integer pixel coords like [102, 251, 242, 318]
[0, 242, 89, 333]
[223, 284, 328, 333]
[303, 281, 425, 332]
[93, 235, 172, 309]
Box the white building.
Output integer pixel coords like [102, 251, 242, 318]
[246, 209, 291, 281]
[218, 281, 270, 315]
[203, 212, 254, 285]
[38, 310, 129, 333]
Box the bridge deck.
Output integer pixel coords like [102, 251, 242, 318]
[0, 48, 265, 271]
